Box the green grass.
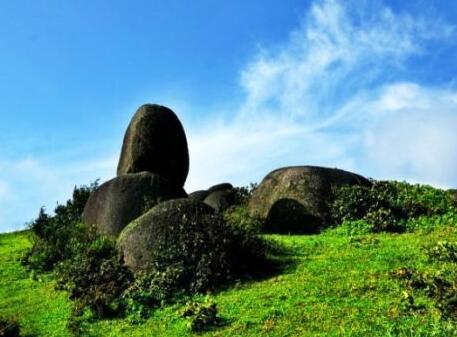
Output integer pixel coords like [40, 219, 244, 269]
[2, 228, 457, 336]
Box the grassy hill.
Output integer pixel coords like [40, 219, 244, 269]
[3, 226, 457, 337]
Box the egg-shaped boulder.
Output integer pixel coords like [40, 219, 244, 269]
[117, 104, 189, 187]
[82, 172, 186, 237]
[249, 166, 370, 233]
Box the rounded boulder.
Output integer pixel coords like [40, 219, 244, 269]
[207, 183, 233, 193]
[117, 104, 189, 187]
[249, 166, 370, 233]
[117, 198, 216, 272]
[204, 189, 236, 212]
[82, 172, 186, 237]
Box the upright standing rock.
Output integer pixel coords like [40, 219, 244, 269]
[117, 104, 189, 187]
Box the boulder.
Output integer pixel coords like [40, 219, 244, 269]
[118, 198, 216, 272]
[204, 189, 236, 212]
[263, 198, 321, 234]
[207, 183, 233, 193]
[249, 166, 370, 233]
[188, 190, 210, 201]
[117, 104, 189, 187]
[82, 172, 186, 237]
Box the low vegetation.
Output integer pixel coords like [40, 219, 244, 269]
[1, 179, 457, 336]
[331, 180, 457, 234]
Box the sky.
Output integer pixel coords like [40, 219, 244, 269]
[1, 0, 457, 232]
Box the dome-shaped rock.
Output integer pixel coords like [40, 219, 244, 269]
[117, 198, 216, 272]
[207, 183, 233, 193]
[117, 104, 189, 187]
[82, 172, 186, 237]
[188, 190, 210, 201]
[249, 166, 370, 233]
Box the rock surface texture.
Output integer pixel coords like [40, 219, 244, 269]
[118, 198, 216, 272]
[117, 104, 189, 188]
[204, 189, 236, 212]
[188, 190, 210, 201]
[82, 172, 186, 237]
[249, 166, 370, 233]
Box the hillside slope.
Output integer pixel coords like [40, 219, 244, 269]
[2, 228, 457, 336]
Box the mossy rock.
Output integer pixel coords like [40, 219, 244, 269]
[249, 166, 370, 233]
[118, 198, 216, 272]
[82, 172, 186, 237]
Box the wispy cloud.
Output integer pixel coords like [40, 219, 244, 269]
[186, 0, 456, 191]
[0, 156, 116, 231]
[1, 0, 456, 232]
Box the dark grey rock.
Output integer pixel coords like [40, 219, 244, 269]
[207, 183, 233, 193]
[117, 104, 189, 187]
[82, 172, 186, 237]
[117, 198, 215, 272]
[249, 166, 370, 233]
[188, 190, 210, 201]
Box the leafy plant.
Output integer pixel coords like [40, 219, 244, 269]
[55, 234, 132, 319]
[181, 298, 223, 332]
[425, 241, 457, 263]
[22, 181, 98, 271]
[224, 205, 261, 233]
[331, 180, 456, 233]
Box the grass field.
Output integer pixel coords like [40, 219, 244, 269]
[2, 227, 457, 336]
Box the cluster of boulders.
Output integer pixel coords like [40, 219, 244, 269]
[83, 103, 371, 271]
[83, 104, 189, 238]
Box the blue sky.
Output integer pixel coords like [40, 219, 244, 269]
[1, 0, 457, 232]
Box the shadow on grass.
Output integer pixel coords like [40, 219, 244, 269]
[0, 317, 38, 337]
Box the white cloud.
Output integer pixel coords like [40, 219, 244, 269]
[2, 0, 457, 233]
[186, 0, 456, 192]
[0, 155, 116, 232]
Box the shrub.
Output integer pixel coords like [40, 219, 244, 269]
[392, 242, 457, 321]
[425, 241, 457, 263]
[331, 180, 456, 233]
[55, 234, 132, 319]
[224, 205, 261, 233]
[22, 182, 98, 271]
[223, 183, 262, 233]
[181, 298, 223, 332]
[119, 199, 272, 322]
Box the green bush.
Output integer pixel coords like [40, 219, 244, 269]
[392, 241, 457, 321]
[224, 205, 261, 233]
[22, 182, 98, 271]
[331, 180, 456, 233]
[22, 181, 274, 326]
[181, 298, 223, 332]
[425, 241, 457, 263]
[121, 207, 271, 323]
[55, 234, 132, 319]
